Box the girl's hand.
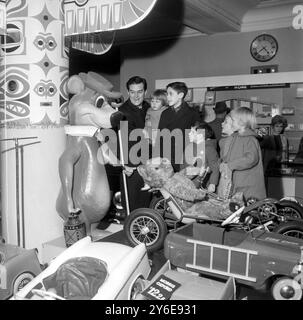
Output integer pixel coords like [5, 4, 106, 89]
[207, 184, 216, 193]
[185, 166, 201, 176]
[220, 162, 232, 179]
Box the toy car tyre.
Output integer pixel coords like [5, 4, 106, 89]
[149, 195, 166, 215]
[124, 208, 168, 252]
[273, 221, 303, 239]
[150, 195, 176, 221]
[278, 200, 303, 219]
[129, 276, 146, 300]
[271, 276, 302, 300]
[13, 272, 35, 294]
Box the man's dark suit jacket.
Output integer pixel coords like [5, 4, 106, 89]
[118, 99, 150, 167]
[117, 99, 152, 211]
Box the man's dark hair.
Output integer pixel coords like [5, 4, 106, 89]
[126, 76, 147, 91]
[166, 82, 188, 99]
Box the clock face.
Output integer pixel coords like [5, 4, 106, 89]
[250, 34, 278, 62]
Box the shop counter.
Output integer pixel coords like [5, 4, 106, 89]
[266, 167, 303, 203]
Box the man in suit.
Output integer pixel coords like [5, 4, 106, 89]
[118, 76, 152, 212]
[158, 82, 200, 172]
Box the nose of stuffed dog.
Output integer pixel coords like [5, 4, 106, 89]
[110, 111, 125, 128]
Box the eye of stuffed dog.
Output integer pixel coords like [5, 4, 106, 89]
[96, 96, 105, 109]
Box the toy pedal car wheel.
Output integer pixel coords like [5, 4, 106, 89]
[129, 276, 146, 300]
[274, 221, 303, 239]
[13, 272, 34, 294]
[149, 195, 166, 214]
[271, 276, 302, 300]
[124, 208, 167, 252]
[278, 200, 303, 219]
[150, 195, 175, 221]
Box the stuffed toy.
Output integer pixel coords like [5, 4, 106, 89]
[56, 72, 124, 233]
[137, 157, 244, 220]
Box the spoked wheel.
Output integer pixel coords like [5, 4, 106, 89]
[150, 195, 176, 222]
[271, 276, 302, 300]
[13, 272, 34, 295]
[278, 200, 303, 219]
[274, 221, 303, 239]
[258, 202, 278, 219]
[150, 195, 168, 215]
[124, 208, 167, 252]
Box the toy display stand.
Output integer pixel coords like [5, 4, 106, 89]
[0, 137, 41, 248]
[42, 222, 123, 264]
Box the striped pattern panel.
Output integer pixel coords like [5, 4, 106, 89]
[64, 0, 157, 36]
[70, 31, 115, 55]
[0, 0, 5, 35]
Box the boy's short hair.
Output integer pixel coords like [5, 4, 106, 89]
[166, 82, 188, 99]
[271, 115, 288, 128]
[126, 76, 147, 91]
[195, 122, 215, 139]
[151, 89, 167, 106]
[231, 107, 257, 130]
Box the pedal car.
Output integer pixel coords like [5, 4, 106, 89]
[164, 221, 303, 300]
[124, 188, 303, 252]
[12, 237, 150, 300]
[0, 241, 42, 299]
[151, 192, 303, 222]
[136, 260, 236, 300]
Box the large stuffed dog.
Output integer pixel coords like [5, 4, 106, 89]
[137, 157, 244, 220]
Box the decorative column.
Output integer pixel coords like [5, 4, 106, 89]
[0, 0, 68, 256]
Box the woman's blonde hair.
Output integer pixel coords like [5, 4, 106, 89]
[231, 107, 257, 130]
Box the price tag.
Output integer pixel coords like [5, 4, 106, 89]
[141, 275, 181, 300]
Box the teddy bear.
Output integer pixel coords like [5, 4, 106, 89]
[137, 157, 244, 220]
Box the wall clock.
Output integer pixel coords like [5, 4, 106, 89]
[250, 34, 278, 62]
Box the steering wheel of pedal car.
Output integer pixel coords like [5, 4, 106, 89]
[221, 206, 245, 226]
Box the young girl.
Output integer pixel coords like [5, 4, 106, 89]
[181, 122, 220, 193]
[143, 89, 168, 146]
[221, 114, 234, 138]
[219, 107, 266, 202]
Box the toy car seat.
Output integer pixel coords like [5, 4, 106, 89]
[42, 257, 108, 300]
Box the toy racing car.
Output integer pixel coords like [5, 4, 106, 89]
[164, 222, 303, 300]
[123, 188, 303, 252]
[12, 236, 150, 300]
[0, 241, 42, 299]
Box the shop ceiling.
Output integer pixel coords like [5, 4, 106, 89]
[114, 0, 301, 44]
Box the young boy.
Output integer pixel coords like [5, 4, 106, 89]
[158, 82, 200, 171]
[143, 89, 168, 146]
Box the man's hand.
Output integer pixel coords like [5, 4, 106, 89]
[123, 166, 136, 177]
[95, 130, 104, 143]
